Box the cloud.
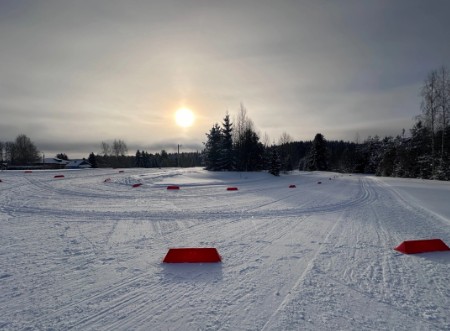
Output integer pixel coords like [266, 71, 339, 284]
[1, 0, 450, 157]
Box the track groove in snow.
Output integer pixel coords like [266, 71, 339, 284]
[1, 168, 449, 330]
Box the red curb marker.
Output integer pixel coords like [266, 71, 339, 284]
[54, 175, 65, 178]
[132, 183, 142, 188]
[163, 248, 222, 263]
[395, 239, 450, 254]
[167, 185, 180, 190]
[227, 187, 238, 191]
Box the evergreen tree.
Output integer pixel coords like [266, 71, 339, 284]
[411, 121, 433, 178]
[235, 127, 264, 171]
[283, 154, 294, 172]
[376, 137, 397, 177]
[306, 133, 328, 171]
[135, 150, 144, 167]
[340, 145, 357, 173]
[56, 153, 68, 160]
[159, 150, 169, 167]
[269, 149, 281, 176]
[88, 152, 98, 168]
[220, 113, 234, 170]
[278, 132, 294, 172]
[203, 123, 223, 170]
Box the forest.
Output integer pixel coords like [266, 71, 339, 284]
[203, 66, 450, 180]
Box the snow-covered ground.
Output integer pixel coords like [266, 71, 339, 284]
[1, 168, 449, 331]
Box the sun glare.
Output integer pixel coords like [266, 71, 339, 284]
[175, 108, 195, 127]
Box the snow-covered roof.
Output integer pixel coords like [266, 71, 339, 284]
[66, 159, 91, 168]
[43, 158, 69, 165]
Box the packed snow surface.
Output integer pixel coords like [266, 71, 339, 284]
[1, 168, 449, 331]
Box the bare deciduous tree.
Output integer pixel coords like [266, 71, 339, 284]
[420, 70, 439, 173]
[5, 142, 15, 163]
[12, 134, 40, 165]
[0, 141, 4, 162]
[278, 132, 293, 145]
[261, 132, 270, 148]
[437, 66, 450, 159]
[112, 139, 128, 157]
[100, 141, 111, 156]
[233, 103, 254, 144]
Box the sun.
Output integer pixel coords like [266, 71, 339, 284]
[175, 108, 195, 127]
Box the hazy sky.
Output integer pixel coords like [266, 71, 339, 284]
[1, 0, 450, 158]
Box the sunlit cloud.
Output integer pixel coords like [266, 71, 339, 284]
[1, 1, 449, 157]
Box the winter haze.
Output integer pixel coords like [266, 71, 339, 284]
[1, 0, 450, 157]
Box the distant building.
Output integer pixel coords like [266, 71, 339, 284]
[66, 159, 92, 169]
[42, 158, 70, 169]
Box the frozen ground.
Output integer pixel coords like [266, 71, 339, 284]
[0, 168, 449, 331]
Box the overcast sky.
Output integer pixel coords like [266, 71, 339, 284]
[1, 0, 450, 158]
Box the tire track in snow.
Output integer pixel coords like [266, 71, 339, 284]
[264, 176, 450, 330]
[39, 177, 376, 330]
[242, 176, 375, 216]
[371, 176, 450, 227]
[58, 202, 313, 330]
[361, 178, 450, 329]
[258, 177, 375, 330]
[259, 211, 346, 331]
[7, 170, 429, 330]
[30, 266, 158, 329]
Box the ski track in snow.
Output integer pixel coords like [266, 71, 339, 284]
[0, 168, 449, 331]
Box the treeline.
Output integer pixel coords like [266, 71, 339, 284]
[91, 150, 202, 168]
[203, 66, 450, 180]
[88, 139, 202, 168]
[0, 136, 202, 169]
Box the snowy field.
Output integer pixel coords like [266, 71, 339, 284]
[1, 167, 449, 331]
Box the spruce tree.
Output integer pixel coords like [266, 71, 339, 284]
[306, 133, 328, 171]
[88, 152, 98, 168]
[135, 150, 144, 167]
[204, 123, 223, 170]
[269, 149, 281, 176]
[220, 113, 234, 170]
[236, 127, 264, 171]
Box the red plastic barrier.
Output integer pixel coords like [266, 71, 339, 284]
[395, 239, 450, 254]
[54, 175, 65, 178]
[227, 187, 238, 191]
[132, 183, 142, 188]
[289, 184, 296, 188]
[163, 248, 222, 263]
[167, 185, 180, 190]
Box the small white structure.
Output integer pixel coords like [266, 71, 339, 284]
[43, 158, 70, 169]
[66, 159, 91, 169]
